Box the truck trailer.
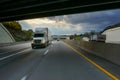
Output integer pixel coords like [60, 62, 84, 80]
[31, 28, 51, 48]
[89, 34, 106, 42]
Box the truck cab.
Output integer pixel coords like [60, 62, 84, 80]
[31, 28, 51, 49]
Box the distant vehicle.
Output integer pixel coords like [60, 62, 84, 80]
[57, 37, 60, 41]
[82, 37, 89, 41]
[89, 34, 106, 42]
[31, 28, 51, 48]
[57, 39, 60, 41]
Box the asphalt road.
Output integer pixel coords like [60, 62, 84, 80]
[0, 40, 119, 80]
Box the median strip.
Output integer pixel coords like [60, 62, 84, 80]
[63, 42, 119, 80]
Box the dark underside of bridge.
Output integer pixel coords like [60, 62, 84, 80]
[0, 0, 120, 22]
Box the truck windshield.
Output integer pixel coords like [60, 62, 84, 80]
[34, 34, 44, 37]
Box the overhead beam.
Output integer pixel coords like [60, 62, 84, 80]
[0, 0, 120, 22]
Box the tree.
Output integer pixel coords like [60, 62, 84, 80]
[83, 32, 90, 37]
[90, 30, 95, 36]
[2, 21, 22, 31]
[2, 22, 33, 41]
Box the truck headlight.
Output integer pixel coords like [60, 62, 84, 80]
[32, 40, 34, 43]
[41, 40, 45, 44]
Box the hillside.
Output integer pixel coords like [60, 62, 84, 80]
[2, 22, 33, 42]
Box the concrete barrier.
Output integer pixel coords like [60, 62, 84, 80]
[0, 23, 15, 43]
[73, 40, 120, 65]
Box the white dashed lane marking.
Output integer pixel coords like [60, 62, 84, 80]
[44, 50, 49, 55]
[21, 75, 27, 80]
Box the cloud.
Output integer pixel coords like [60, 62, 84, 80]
[19, 9, 120, 35]
[48, 9, 120, 32]
[19, 21, 33, 30]
[22, 18, 56, 25]
[19, 18, 83, 35]
[49, 9, 120, 25]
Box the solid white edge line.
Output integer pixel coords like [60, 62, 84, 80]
[44, 50, 49, 55]
[0, 48, 31, 61]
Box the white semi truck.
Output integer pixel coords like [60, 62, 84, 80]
[31, 28, 51, 48]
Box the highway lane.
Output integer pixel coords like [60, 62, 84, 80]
[0, 42, 31, 58]
[0, 45, 49, 80]
[64, 40, 120, 79]
[0, 42, 31, 54]
[0, 41, 118, 80]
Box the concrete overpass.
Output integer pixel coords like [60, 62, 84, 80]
[0, 0, 120, 22]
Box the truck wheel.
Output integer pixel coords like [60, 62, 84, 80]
[44, 43, 47, 48]
[32, 45, 35, 49]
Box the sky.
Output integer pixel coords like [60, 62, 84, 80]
[19, 9, 120, 35]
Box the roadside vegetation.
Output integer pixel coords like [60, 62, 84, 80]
[2, 21, 33, 42]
